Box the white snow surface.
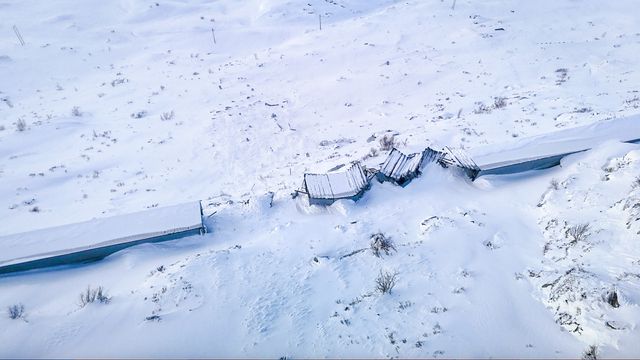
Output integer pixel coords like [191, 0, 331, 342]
[1, 0, 640, 357]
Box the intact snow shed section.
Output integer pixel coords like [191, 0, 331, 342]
[303, 162, 371, 206]
[472, 115, 640, 177]
[0, 201, 205, 275]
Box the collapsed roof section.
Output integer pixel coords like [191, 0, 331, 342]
[444, 147, 481, 180]
[377, 147, 447, 186]
[303, 162, 372, 206]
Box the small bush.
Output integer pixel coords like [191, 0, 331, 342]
[370, 233, 396, 257]
[375, 270, 398, 294]
[473, 102, 492, 114]
[71, 106, 82, 117]
[379, 134, 398, 151]
[160, 110, 174, 121]
[567, 224, 590, 244]
[7, 304, 24, 320]
[130, 111, 147, 119]
[79, 286, 111, 307]
[145, 315, 161, 322]
[582, 345, 598, 360]
[493, 97, 507, 109]
[16, 118, 26, 132]
[361, 147, 379, 161]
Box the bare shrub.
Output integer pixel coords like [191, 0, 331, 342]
[361, 147, 379, 161]
[379, 134, 398, 151]
[474, 97, 507, 114]
[556, 68, 569, 85]
[111, 78, 128, 87]
[7, 304, 24, 320]
[71, 106, 82, 117]
[370, 233, 396, 257]
[145, 315, 161, 322]
[582, 345, 598, 360]
[160, 110, 175, 121]
[79, 286, 111, 307]
[473, 102, 492, 114]
[375, 270, 398, 294]
[16, 118, 26, 132]
[567, 224, 590, 244]
[493, 97, 507, 109]
[131, 111, 147, 119]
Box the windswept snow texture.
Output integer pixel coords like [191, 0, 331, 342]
[2, 0, 640, 358]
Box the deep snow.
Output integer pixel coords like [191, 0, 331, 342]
[1, 0, 640, 357]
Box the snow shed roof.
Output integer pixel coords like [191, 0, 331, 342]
[470, 115, 640, 177]
[378, 147, 446, 185]
[380, 148, 423, 179]
[304, 162, 369, 201]
[444, 147, 481, 180]
[0, 201, 204, 274]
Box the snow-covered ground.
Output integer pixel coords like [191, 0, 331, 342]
[1, 0, 640, 357]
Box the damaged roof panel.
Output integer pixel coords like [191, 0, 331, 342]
[378, 147, 447, 185]
[379, 148, 423, 181]
[304, 162, 369, 203]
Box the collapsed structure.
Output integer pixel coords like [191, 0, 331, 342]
[444, 147, 481, 180]
[3, 116, 640, 274]
[376, 147, 447, 186]
[299, 162, 373, 206]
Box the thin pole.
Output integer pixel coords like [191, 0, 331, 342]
[211, 28, 217, 45]
[13, 25, 25, 46]
[319, 14, 322, 30]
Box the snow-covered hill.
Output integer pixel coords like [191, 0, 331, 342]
[1, 0, 640, 357]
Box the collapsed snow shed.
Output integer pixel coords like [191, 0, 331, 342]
[302, 162, 372, 206]
[377, 147, 446, 186]
[444, 147, 482, 180]
[0, 201, 206, 275]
